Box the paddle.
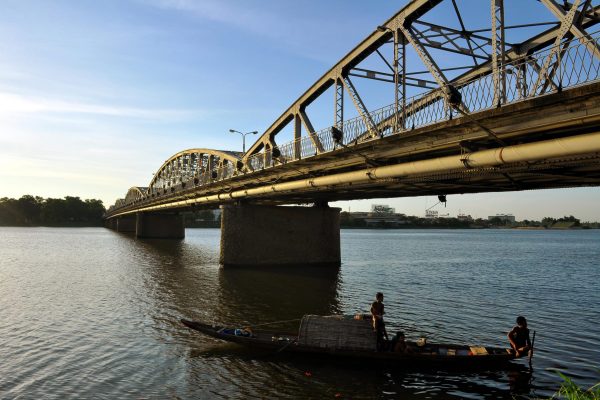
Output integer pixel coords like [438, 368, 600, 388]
[528, 330, 536, 367]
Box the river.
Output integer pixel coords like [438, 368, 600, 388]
[1, 227, 599, 399]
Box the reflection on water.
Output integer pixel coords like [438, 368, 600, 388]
[217, 266, 341, 330]
[1, 227, 599, 399]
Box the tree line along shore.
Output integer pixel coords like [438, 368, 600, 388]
[339, 212, 599, 229]
[1, 195, 598, 229]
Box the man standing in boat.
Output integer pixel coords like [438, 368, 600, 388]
[371, 292, 389, 351]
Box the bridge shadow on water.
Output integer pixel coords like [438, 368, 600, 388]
[217, 265, 342, 327]
[117, 232, 342, 331]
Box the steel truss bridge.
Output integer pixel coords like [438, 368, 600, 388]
[106, 0, 600, 218]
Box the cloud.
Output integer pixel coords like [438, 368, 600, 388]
[143, 0, 275, 34]
[0, 92, 203, 121]
[138, 0, 362, 63]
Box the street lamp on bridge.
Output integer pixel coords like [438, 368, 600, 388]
[229, 129, 258, 153]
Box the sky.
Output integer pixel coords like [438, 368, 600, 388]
[1, 0, 599, 221]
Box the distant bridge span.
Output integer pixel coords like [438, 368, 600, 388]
[104, 0, 600, 265]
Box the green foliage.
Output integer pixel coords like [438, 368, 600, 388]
[552, 372, 600, 400]
[0, 195, 105, 227]
[542, 216, 581, 228]
[489, 216, 509, 226]
[338, 212, 596, 230]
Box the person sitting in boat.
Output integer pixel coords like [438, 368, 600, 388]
[371, 292, 389, 350]
[390, 331, 412, 353]
[508, 316, 532, 357]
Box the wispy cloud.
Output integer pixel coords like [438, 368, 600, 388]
[143, 0, 276, 34]
[0, 92, 204, 121]
[139, 0, 363, 63]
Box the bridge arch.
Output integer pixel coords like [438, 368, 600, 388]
[147, 149, 243, 196]
[125, 186, 148, 204]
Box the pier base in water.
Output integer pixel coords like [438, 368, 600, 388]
[135, 212, 185, 239]
[220, 204, 340, 267]
[116, 215, 136, 233]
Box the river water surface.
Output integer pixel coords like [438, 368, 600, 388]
[1, 227, 599, 399]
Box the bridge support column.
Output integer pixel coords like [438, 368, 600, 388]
[105, 218, 117, 230]
[220, 204, 340, 267]
[136, 212, 185, 239]
[116, 215, 136, 233]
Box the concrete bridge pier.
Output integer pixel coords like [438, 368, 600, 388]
[116, 215, 136, 233]
[220, 204, 341, 267]
[105, 219, 116, 230]
[135, 212, 185, 239]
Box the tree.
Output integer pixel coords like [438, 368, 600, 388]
[17, 195, 43, 225]
[0, 197, 20, 225]
[0, 195, 107, 226]
[541, 217, 557, 227]
[489, 217, 507, 226]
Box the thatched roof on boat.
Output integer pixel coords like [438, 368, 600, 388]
[298, 315, 376, 351]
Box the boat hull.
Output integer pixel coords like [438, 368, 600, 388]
[181, 319, 516, 368]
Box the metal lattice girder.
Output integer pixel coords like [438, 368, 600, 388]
[541, 0, 600, 60]
[390, 3, 600, 121]
[348, 67, 437, 89]
[537, 1, 595, 92]
[410, 20, 493, 60]
[294, 113, 302, 159]
[531, 0, 583, 95]
[124, 186, 148, 203]
[243, 0, 444, 159]
[453, 4, 600, 85]
[335, 78, 344, 129]
[342, 75, 381, 138]
[398, 24, 449, 89]
[299, 109, 325, 153]
[398, 21, 470, 115]
[491, 0, 506, 105]
[450, 0, 480, 66]
[394, 29, 407, 130]
[147, 149, 242, 194]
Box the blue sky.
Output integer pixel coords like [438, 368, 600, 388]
[1, 0, 599, 220]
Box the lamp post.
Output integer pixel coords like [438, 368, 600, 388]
[229, 129, 258, 153]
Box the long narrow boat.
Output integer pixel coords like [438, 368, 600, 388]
[181, 315, 517, 368]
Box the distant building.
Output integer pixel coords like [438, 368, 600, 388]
[425, 210, 438, 219]
[457, 213, 473, 221]
[346, 204, 407, 226]
[371, 204, 395, 214]
[488, 214, 515, 223]
[425, 210, 450, 219]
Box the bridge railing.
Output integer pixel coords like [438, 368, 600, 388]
[113, 31, 600, 212]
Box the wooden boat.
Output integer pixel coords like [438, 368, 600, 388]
[181, 315, 517, 367]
